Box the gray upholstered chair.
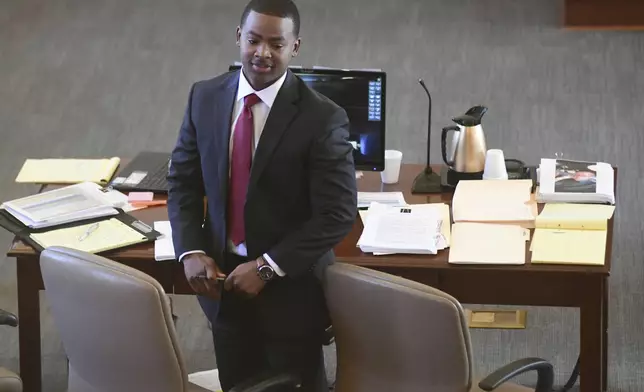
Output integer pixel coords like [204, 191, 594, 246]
[39, 246, 214, 392]
[40, 246, 295, 392]
[0, 309, 22, 392]
[323, 263, 554, 392]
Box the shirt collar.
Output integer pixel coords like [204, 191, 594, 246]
[236, 69, 287, 108]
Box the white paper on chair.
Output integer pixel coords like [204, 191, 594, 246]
[188, 369, 222, 392]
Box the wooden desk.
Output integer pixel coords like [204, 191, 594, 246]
[7, 164, 611, 392]
[565, 0, 644, 29]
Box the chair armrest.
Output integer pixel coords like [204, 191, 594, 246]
[478, 357, 554, 392]
[0, 309, 18, 327]
[229, 372, 301, 392]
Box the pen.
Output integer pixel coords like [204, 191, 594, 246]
[78, 222, 100, 242]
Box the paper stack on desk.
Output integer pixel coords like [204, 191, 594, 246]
[154, 221, 176, 261]
[357, 202, 448, 255]
[357, 192, 406, 208]
[537, 158, 615, 205]
[449, 179, 536, 265]
[0, 182, 128, 229]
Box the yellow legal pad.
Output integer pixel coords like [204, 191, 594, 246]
[30, 218, 148, 254]
[530, 204, 615, 266]
[15, 157, 121, 185]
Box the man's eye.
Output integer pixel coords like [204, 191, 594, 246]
[247, 39, 257, 44]
[273, 44, 284, 49]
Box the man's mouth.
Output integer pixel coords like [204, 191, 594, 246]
[251, 63, 273, 73]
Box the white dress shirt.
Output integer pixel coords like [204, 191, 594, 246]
[178, 70, 287, 277]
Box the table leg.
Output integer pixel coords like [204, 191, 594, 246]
[602, 278, 609, 392]
[17, 258, 42, 392]
[579, 278, 604, 392]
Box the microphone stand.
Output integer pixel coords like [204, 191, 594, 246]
[411, 78, 442, 194]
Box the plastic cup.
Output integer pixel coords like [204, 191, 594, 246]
[381, 150, 403, 184]
[482, 149, 508, 180]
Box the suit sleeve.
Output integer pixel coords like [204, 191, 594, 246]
[267, 108, 358, 277]
[167, 83, 207, 257]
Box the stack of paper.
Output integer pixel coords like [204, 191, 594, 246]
[449, 179, 535, 265]
[357, 202, 448, 255]
[15, 157, 121, 185]
[357, 192, 406, 209]
[154, 221, 176, 261]
[452, 179, 536, 223]
[0, 182, 128, 229]
[537, 158, 615, 204]
[449, 222, 529, 265]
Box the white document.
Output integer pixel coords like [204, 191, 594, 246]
[358, 202, 441, 255]
[154, 221, 176, 261]
[1, 182, 126, 229]
[357, 192, 406, 208]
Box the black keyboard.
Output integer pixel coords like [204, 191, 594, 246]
[137, 159, 170, 192]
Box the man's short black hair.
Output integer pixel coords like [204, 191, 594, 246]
[240, 0, 300, 37]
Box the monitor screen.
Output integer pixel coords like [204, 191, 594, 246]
[229, 65, 386, 171]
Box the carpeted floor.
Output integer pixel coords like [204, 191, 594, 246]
[0, 0, 643, 390]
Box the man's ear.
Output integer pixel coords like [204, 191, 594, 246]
[236, 26, 242, 46]
[292, 37, 301, 57]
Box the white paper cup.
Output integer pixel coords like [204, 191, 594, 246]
[381, 150, 403, 184]
[482, 149, 508, 180]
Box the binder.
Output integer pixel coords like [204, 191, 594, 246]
[530, 204, 615, 266]
[0, 208, 161, 254]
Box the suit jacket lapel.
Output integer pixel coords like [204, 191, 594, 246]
[211, 72, 238, 204]
[249, 70, 299, 192]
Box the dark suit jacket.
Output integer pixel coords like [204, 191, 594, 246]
[167, 70, 357, 338]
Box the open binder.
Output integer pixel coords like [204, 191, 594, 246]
[0, 208, 161, 254]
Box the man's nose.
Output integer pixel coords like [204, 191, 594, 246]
[254, 43, 271, 58]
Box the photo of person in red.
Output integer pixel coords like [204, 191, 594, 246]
[554, 160, 597, 193]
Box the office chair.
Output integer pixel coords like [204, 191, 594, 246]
[323, 263, 554, 392]
[0, 309, 22, 392]
[39, 246, 297, 392]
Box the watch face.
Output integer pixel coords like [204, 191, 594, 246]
[258, 265, 275, 281]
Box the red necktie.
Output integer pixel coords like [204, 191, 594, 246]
[228, 93, 261, 246]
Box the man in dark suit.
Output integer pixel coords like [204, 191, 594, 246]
[167, 0, 357, 390]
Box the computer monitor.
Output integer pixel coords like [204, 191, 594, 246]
[229, 64, 386, 171]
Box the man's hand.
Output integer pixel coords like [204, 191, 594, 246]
[183, 253, 227, 299]
[224, 260, 266, 298]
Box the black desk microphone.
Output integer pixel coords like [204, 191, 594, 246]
[411, 78, 442, 194]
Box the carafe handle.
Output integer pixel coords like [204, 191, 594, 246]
[441, 125, 460, 167]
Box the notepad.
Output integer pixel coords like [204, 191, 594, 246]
[30, 218, 148, 254]
[15, 157, 121, 185]
[535, 203, 615, 230]
[530, 203, 615, 266]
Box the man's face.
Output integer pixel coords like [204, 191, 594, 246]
[236, 11, 300, 90]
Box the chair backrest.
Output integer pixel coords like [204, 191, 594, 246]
[40, 246, 188, 392]
[324, 263, 473, 392]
